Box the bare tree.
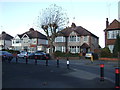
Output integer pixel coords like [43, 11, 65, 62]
[37, 4, 69, 58]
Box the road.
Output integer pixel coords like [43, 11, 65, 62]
[2, 57, 119, 88]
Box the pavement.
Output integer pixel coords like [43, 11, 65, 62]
[2, 58, 119, 88]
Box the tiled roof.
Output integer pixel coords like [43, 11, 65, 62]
[80, 43, 90, 48]
[106, 19, 120, 30]
[0, 31, 13, 40]
[19, 28, 47, 40]
[60, 23, 98, 38]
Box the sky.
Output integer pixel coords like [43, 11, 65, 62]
[0, 0, 119, 48]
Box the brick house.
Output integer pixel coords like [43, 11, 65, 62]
[53, 23, 99, 54]
[0, 31, 13, 50]
[104, 18, 120, 53]
[12, 28, 48, 52]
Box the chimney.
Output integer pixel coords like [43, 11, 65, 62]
[29, 28, 34, 31]
[2, 31, 6, 34]
[106, 18, 109, 28]
[71, 23, 76, 28]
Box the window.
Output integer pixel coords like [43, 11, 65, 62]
[77, 36, 80, 42]
[77, 46, 80, 53]
[15, 39, 21, 43]
[84, 36, 88, 41]
[69, 46, 80, 53]
[23, 39, 30, 43]
[56, 46, 62, 51]
[108, 45, 114, 53]
[107, 30, 120, 39]
[12, 41, 14, 44]
[55, 36, 65, 42]
[33, 39, 37, 43]
[69, 36, 77, 42]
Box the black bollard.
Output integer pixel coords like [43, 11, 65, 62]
[100, 64, 104, 81]
[115, 67, 120, 88]
[16, 56, 18, 63]
[67, 57, 69, 69]
[57, 58, 59, 68]
[35, 56, 37, 65]
[46, 59, 48, 66]
[26, 56, 28, 64]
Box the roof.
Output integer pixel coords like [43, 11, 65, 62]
[59, 23, 98, 38]
[106, 19, 120, 30]
[19, 28, 47, 40]
[80, 43, 90, 48]
[0, 31, 13, 40]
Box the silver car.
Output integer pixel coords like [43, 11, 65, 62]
[17, 51, 31, 58]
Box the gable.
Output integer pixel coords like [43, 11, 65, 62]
[69, 31, 78, 36]
[107, 19, 120, 30]
[21, 34, 29, 39]
[13, 35, 20, 39]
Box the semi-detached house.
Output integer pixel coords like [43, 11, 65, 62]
[0, 31, 13, 50]
[53, 23, 99, 54]
[12, 28, 48, 52]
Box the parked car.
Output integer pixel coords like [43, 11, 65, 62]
[28, 51, 50, 60]
[85, 52, 98, 60]
[17, 51, 31, 58]
[0, 51, 13, 62]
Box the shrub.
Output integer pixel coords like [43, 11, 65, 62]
[54, 51, 79, 57]
[100, 47, 112, 58]
[2, 49, 20, 54]
[113, 35, 120, 58]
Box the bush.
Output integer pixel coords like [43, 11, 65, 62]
[113, 35, 120, 58]
[100, 47, 112, 58]
[2, 49, 20, 54]
[54, 51, 79, 57]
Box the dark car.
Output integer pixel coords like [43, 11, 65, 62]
[0, 51, 13, 62]
[28, 51, 50, 60]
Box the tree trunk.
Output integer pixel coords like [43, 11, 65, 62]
[49, 40, 55, 59]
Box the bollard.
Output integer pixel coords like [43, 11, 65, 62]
[100, 64, 104, 81]
[26, 56, 28, 64]
[16, 56, 18, 63]
[35, 56, 37, 65]
[46, 59, 48, 66]
[115, 67, 120, 88]
[57, 58, 59, 68]
[91, 55, 93, 63]
[67, 57, 69, 69]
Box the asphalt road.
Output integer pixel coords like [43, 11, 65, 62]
[2, 58, 119, 88]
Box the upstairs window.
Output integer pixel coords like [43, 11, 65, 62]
[15, 39, 21, 43]
[55, 36, 65, 42]
[84, 36, 88, 41]
[69, 36, 76, 42]
[107, 30, 120, 39]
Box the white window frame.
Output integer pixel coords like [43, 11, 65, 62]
[107, 30, 120, 39]
[84, 36, 88, 41]
[108, 45, 114, 53]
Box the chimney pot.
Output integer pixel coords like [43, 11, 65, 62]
[71, 23, 76, 28]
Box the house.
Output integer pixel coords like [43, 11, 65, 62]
[12, 28, 48, 52]
[0, 31, 13, 50]
[104, 18, 120, 53]
[53, 23, 99, 54]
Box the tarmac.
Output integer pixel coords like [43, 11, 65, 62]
[2, 58, 118, 88]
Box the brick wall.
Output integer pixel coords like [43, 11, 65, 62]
[106, 39, 116, 45]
